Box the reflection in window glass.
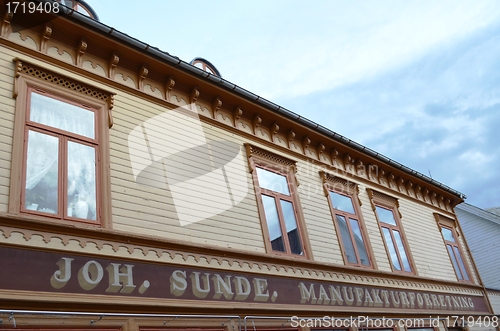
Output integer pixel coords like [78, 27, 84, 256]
[67, 141, 97, 220]
[25, 130, 58, 214]
[261, 195, 285, 252]
[376, 206, 397, 225]
[393, 230, 411, 272]
[382, 227, 401, 270]
[350, 218, 370, 266]
[30, 92, 95, 139]
[441, 227, 455, 242]
[280, 200, 302, 255]
[337, 215, 357, 264]
[447, 245, 463, 279]
[454, 246, 470, 281]
[329, 191, 355, 213]
[256, 167, 290, 195]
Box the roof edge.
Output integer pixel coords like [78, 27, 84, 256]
[62, 9, 466, 200]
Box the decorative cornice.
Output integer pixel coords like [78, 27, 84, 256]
[319, 171, 361, 207]
[212, 96, 222, 119]
[367, 188, 402, 218]
[13, 58, 115, 128]
[245, 144, 296, 171]
[76, 38, 87, 67]
[0, 221, 484, 296]
[40, 25, 51, 53]
[1, 17, 461, 215]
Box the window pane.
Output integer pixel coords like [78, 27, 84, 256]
[329, 191, 355, 213]
[453, 246, 470, 281]
[376, 206, 397, 226]
[382, 227, 401, 270]
[337, 215, 357, 264]
[30, 92, 95, 139]
[25, 130, 58, 214]
[256, 167, 290, 195]
[280, 199, 303, 255]
[441, 227, 455, 242]
[67, 141, 97, 220]
[261, 195, 285, 252]
[393, 230, 412, 272]
[447, 244, 464, 280]
[350, 218, 370, 266]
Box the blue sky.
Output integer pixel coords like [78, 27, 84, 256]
[88, 1, 500, 210]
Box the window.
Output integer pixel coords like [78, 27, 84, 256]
[368, 189, 414, 274]
[435, 214, 471, 282]
[320, 172, 373, 268]
[246, 144, 309, 257]
[9, 60, 112, 226]
[22, 89, 99, 221]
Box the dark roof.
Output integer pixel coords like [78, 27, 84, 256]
[59, 6, 466, 200]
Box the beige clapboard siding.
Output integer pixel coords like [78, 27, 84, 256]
[110, 92, 265, 251]
[0, 53, 14, 213]
[112, 197, 261, 241]
[397, 199, 456, 280]
[357, 184, 394, 272]
[294, 159, 344, 265]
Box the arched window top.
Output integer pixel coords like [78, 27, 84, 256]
[58, 0, 99, 21]
[190, 57, 222, 77]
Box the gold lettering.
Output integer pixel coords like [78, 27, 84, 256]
[445, 295, 452, 308]
[408, 292, 416, 308]
[431, 294, 440, 308]
[400, 291, 410, 308]
[78, 260, 103, 291]
[438, 295, 447, 308]
[423, 293, 433, 308]
[212, 274, 234, 300]
[170, 270, 187, 297]
[416, 293, 424, 308]
[317, 285, 330, 305]
[233, 276, 251, 301]
[371, 289, 384, 307]
[298, 282, 317, 304]
[106, 263, 136, 293]
[342, 286, 355, 306]
[50, 257, 73, 289]
[381, 290, 390, 307]
[390, 291, 400, 307]
[190, 272, 211, 299]
[355, 287, 364, 306]
[363, 289, 374, 307]
[253, 278, 270, 302]
[329, 286, 344, 306]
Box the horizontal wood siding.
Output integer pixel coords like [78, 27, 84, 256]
[397, 198, 457, 280]
[357, 183, 393, 272]
[0, 49, 16, 213]
[456, 208, 497, 288]
[296, 160, 343, 265]
[0, 45, 479, 285]
[110, 93, 265, 253]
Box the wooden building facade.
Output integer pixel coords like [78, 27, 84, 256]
[0, 1, 496, 331]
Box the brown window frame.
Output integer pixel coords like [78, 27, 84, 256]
[368, 189, 416, 275]
[320, 171, 375, 269]
[245, 144, 311, 259]
[434, 213, 473, 283]
[9, 59, 112, 228]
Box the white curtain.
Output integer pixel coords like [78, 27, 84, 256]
[26, 92, 96, 219]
